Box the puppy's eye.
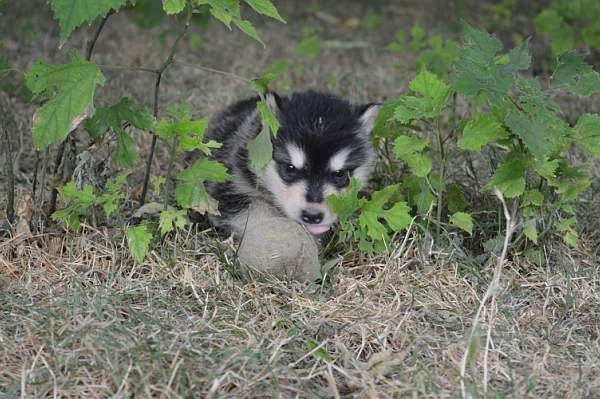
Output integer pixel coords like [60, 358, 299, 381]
[331, 169, 349, 186]
[286, 164, 296, 172]
[332, 169, 346, 179]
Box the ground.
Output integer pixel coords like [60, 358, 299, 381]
[1, 0, 600, 397]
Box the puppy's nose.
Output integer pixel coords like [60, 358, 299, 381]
[301, 209, 324, 224]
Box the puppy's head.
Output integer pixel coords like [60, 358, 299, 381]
[257, 91, 379, 236]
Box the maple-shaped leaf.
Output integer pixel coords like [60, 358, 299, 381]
[127, 224, 153, 264]
[50, 0, 129, 45]
[485, 156, 526, 198]
[393, 67, 451, 123]
[156, 104, 220, 154]
[359, 184, 410, 242]
[393, 135, 432, 177]
[573, 114, 600, 158]
[326, 178, 361, 223]
[551, 52, 600, 97]
[158, 209, 188, 236]
[25, 51, 105, 149]
[453, 23, 530, 98]
[175, 158, 231, 213]
[458, 113, 509, 151]
[85, 97, 154, 167]
[505, 78, 571, 160]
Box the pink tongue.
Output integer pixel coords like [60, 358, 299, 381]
[304, 224, 330, 235]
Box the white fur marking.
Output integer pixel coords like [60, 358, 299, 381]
[329, 148, 352, 171]
[287, 144, 306, 169]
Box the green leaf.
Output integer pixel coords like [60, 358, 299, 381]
[393, 135, 428, 158]
[405, 153, 432, 177]
[563, 230, 578, 247]
[393, 68, 451, 123]
[85, 97, 153, 166]
[297, 35, 321, 59]
[98, 172, 128, 217]
[372, 98, 401, 139]
[50, 0, 129, 45]
[447, 183, 467, 213]
[233, 19, 265, 47]
[306, 339, 332, 362]
[162, 0, 186, 14]
[85, 97, 153, 140]
[326, 177, 361, 222]
[486, 156, 526, 198]
[159, 209, 188, 236]
[523, 189, 544, 206]
[25, 51, 105, 149]
[156, 104, 218, 155]
[504, 80, 570, 160]
[523, 220, 538, 244]
[176, 159, 230, 213]
[178, 158, 231, 183]
[534, 9, 577, 56]
[257, 100, 280, 134]
[246, 126, 273, 170]
[551, 52, 600, 97]
[114, 131, 139, 168]
[574, 114, 600, 158]
[450, 211, 473, 235]
[127, 224, 153, 264]
[382, 201, 412, 232]
[458, 113, 509, 151]
[52, 182, 97, 230]
[532, 159, 560, 180]
[454, 23, 530, 98]
[244, 0, 285, 23]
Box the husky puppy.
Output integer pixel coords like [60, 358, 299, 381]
[203, 91, 379, 237]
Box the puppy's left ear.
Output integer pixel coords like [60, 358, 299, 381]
[356, 103, 381, 135]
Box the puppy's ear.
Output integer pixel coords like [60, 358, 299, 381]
[356, 103, 380, 135]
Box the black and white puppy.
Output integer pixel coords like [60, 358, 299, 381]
[203, 91, 379, 237]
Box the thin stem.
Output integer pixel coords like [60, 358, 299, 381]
[96, 64, 159, 74]
[2, 127, 15, 223]
[172, 60, 251, 83]
[86, 11, 112, 60]
[164, 136, 179, 211]
[435, 118, 446, 240]
[140, 5, 193, 205]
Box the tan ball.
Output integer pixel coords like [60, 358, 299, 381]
[237, 216, 321, 282]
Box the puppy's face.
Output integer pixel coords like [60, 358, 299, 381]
[257, 92, 379, 236]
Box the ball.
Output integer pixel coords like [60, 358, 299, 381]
[237, 213, 321, 282]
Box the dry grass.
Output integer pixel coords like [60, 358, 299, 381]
[1, 224, 599, 398]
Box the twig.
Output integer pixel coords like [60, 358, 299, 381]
[172, 59, 251, 83]
[86, 11, 112, 60]
[459, 189, 517, 398]
[96, 64, 158, 74]
[140, 5, 193, 205]
[2, 127, 15, 223]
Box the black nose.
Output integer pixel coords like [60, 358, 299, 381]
[301, 210, 324, 224]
